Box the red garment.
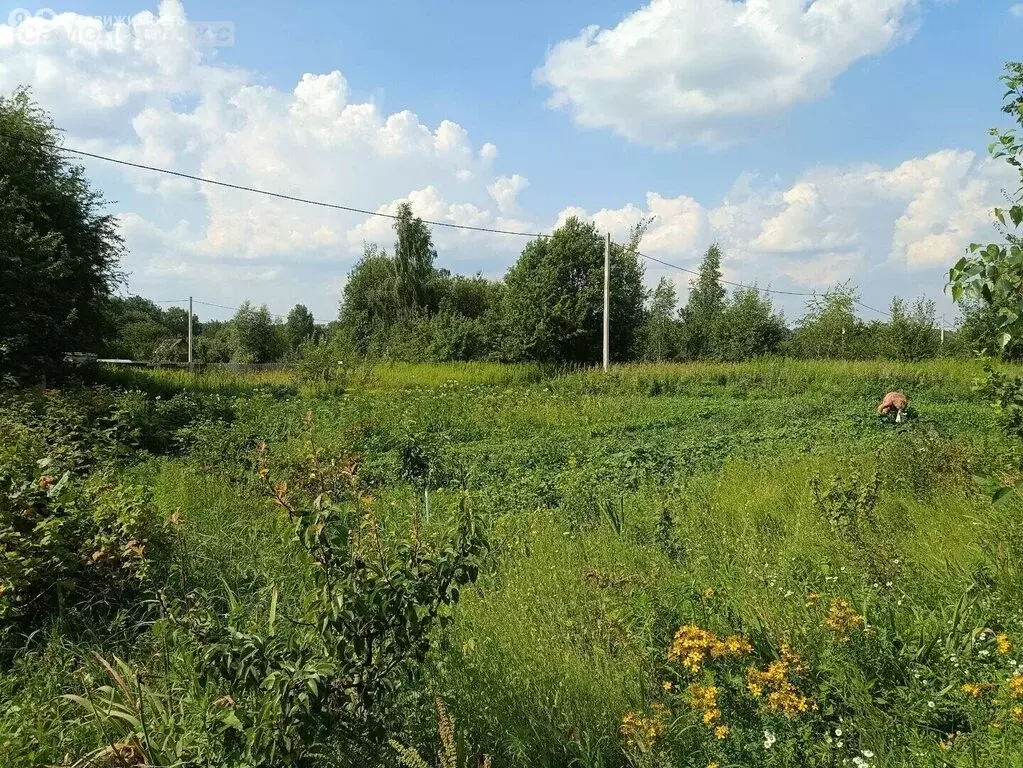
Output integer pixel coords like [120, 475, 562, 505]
[877, 392, 908, 414]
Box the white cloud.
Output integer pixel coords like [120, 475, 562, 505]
[0, 0, 1006, 322]
[1011, 4, 1023, 18]
[487, 174, 529, 213]
[558, 149, 1010, 305]
[0, 0, 530, 316]
[535, 0, 919, 147]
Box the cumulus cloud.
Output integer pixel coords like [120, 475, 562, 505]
[536, 0, 919, 147]
[0, 0, 541, 315]
[487, 174, 529, 213]
[558, 149, 1010, 302]
[0, 0, 1005, 320]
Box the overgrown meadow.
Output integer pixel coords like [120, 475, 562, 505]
[3, 359, 1023, 768]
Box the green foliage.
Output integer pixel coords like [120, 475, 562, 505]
[341, 244, 401, 354]
[0, 461, 159, 650]
[0, 88, 123, 380]
[882, 297, 939, 362]
[714, 286, 788, 361]
[948, 62, 1023, 356]
[154, 426, 488, 763]
[393, 201, 439, 318]
[231, 301, 282, 363]
[295, 332, 362, 391]
[286, 304, 317, 353]
[502, 217, 646, 364]
[391, 698, 492, 768]
[4, 359, 1023, 766]
[790, 283, 864, 359]
[680, 244, 727, 360]
[102, 295, 197, 362]
[638, 277, 681, 361]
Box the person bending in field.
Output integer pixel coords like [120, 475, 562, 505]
[877, 391, 909, 423]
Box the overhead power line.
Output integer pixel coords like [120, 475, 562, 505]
[192, 299, 327, 324]
[635, 250, 814, 297]
[5, 131, 893, 317]
[636, 250, 892, 317]
[2, 132, 551, 239]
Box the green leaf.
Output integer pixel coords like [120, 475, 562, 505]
[1012, 205, 1023, 227]
[992, 485, 1017, 504]
[220, 710, 244, 731]
[1000, 332, 1013, 349]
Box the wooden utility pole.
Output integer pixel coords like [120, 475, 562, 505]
[188, 296, 194, 373]
[603, 232, 611, 372]
[940, 314, 945, 346]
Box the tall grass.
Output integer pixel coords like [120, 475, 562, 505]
[97, 360, 547, 396]
[98, 357, 1018, 401]
[7, 356, 1023, 767]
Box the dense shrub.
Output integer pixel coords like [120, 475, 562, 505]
[0, 460, 160, 649]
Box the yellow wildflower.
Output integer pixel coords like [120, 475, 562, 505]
[961, 683, 991, 699]
[703, 587, 716, 599]
[662, 681, 674, 692]
[668, 624, 751, 673]
[1010, 675, 1023, 699]
[823, 598, 865, 641]
[997, 633, 1012, 655]
[688, 683, 719, 711]
[620, 710, 665, 751]
[1012, 705, 1023, 724]
[745, 646, 813, 717]
[714, 724, 730, 740]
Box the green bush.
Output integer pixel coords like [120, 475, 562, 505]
[0, 462, 160, 648]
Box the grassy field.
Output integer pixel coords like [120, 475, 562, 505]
[3, 359, 1023, 767]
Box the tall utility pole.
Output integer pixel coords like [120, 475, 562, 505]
[603, 232, 611, 372]
[940, 314, 945, 346]
[188, 296, 194, 373]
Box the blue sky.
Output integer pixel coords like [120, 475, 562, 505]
[1, 0, 1021, 324]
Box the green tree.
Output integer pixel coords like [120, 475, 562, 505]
[339, 244, 399, 354]
[714, 287, 788, 361]
[392, 202, 437, 318]
[195, 320, 233, 363]
[435, 273, 504, 320]
[231, 302, 278, 363]
[639, 277, 681, 361]
[102, 296, 198, 361]
[952, 299, 1023, 359]
[680, 245, 727, 359]
[162, 306, 193, 339]
[948, 62, 1023, 358]
[883, 296, 938, 361]
[285, 304, 315, 352]
[791, 283, 862, 359]
[502, 217, 646, 364]
[0, 88, 123, 379]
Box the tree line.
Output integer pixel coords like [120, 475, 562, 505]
[101, 209, 1011, 368]
[1, 85, 1018, 382]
